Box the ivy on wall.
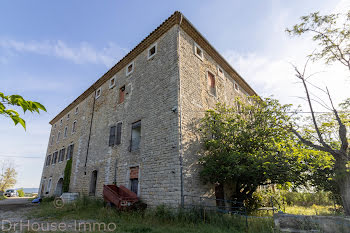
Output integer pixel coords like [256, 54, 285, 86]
[63, 159, 72, 193]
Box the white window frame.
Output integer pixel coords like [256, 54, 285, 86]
[234, 82, 239, 92]
[194, 42, 204, 61]
[147, 42, 157, 60]
[72, 120, 77, 134]
[95, 87, 102, 99]
[109, 77, 116, 89]
[126, 61, 134, 76]
[217, 65, 224, 78]
[64, 126, 68, 138]
[75, 106, 79, 115]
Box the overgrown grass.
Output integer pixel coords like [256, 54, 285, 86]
[0, 195, 7, 201]
[28, 197, 276, 233]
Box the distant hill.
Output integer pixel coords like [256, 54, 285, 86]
[16, 188, 38, 193]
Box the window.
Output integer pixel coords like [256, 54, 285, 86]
[67, 114, 70, 120]
[194, 43, 203, 60]
[54, 124, 56, 128]
[95, 87, 101, 99]
[64, 126, 68, 138]
[234, 82, 239, 92]
[109, 122, 122, 146]
[75, 107, 79, 114]
[66, 144, 74, 160]
[45, 154, 51, 166]
[50, 136, 55, 146]
[109, 77, 116, 88]
[119, 85, 125, 103]
[130, 121, 141, 151]
[109, 126, 116, 146]
[116, 122, 122, 145]
[130, 167, 139, 195]
[60, 119, 62, 126]
[72, 121, 77, 133]
[52, 151, 58, 164]
[58, 148, 66, 162]
[47, 178, 52, 194]
[126, 61, 134, 76]
[207, 71, 216, 96]
[57, 131, 61, 143]
[217, 66, 224, 78]
[147, 43, 157, 59]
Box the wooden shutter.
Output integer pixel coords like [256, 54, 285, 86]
[109, 126, 116, 146]
[208, 72, 215, 88]
[115, 122, 122, 145]
[119, 86, 125, 103]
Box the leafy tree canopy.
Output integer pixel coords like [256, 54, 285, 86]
[0, 92, 46, 129]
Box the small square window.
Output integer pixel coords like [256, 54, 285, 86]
[75, 107, 79, 114]
[109, 77, 116, 88]
[148, 43, 157, 59]
[126, 61, 134, 76]
[217, 66, 224, 78]
[96, 87, 102, 99]
[194, 43, 203, 60]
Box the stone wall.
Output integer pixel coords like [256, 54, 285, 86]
[40, 25, 182, 206]
[178, 27, 250, 201]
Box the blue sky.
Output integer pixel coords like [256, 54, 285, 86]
[0, 0, 349, 189]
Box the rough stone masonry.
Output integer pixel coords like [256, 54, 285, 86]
[39, 11, 258, 207]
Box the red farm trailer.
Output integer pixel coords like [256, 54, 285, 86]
[103, 185, 139, 210]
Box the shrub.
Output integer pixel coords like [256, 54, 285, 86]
[17, 189, 24, 197]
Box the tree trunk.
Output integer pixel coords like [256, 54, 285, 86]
[335, 158, 350, 215]
[215, 183, 225, 209]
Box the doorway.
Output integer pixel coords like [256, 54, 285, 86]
[89, 170, 98, 196]
[55, 178, 64, 196]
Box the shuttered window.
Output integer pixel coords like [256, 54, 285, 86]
[116, 122, 122, 145]
[109, 126, 116, 146]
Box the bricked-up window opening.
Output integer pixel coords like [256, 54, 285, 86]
[64, 126, 68, 138]
[72, 121, 77, 133]
[208, 72, 216, 96]
[116, 122, 122, 145]
[130, 121, 141, 151]
[148, 43, 157, 59]
[67, 114, 70, 120]
[109, 126, 116, 146]
[66, 144, 74, 160]
[130, 167, 139, 195]
[126, 61, 134, 75]
[89, 170, 98, 196]
[51, 136, 54, 145]
[119, 86, 125, 104]
[75, 107, 79, 114]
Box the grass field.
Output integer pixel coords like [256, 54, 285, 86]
[0, 195, 7, 201]
[28, 197, 276, 233]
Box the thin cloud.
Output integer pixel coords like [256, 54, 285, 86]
[0, 38, 128, 67]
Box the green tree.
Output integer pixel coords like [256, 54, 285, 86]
[0, 161, 17, 192]
[199, 97, 306, 208]
[0, 92, 46, 129]
[287, 10, 350, 214]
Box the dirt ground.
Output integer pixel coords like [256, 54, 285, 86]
[0, 197, 36, 232]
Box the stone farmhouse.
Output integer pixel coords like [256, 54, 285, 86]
[39, 11, 257, 207]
